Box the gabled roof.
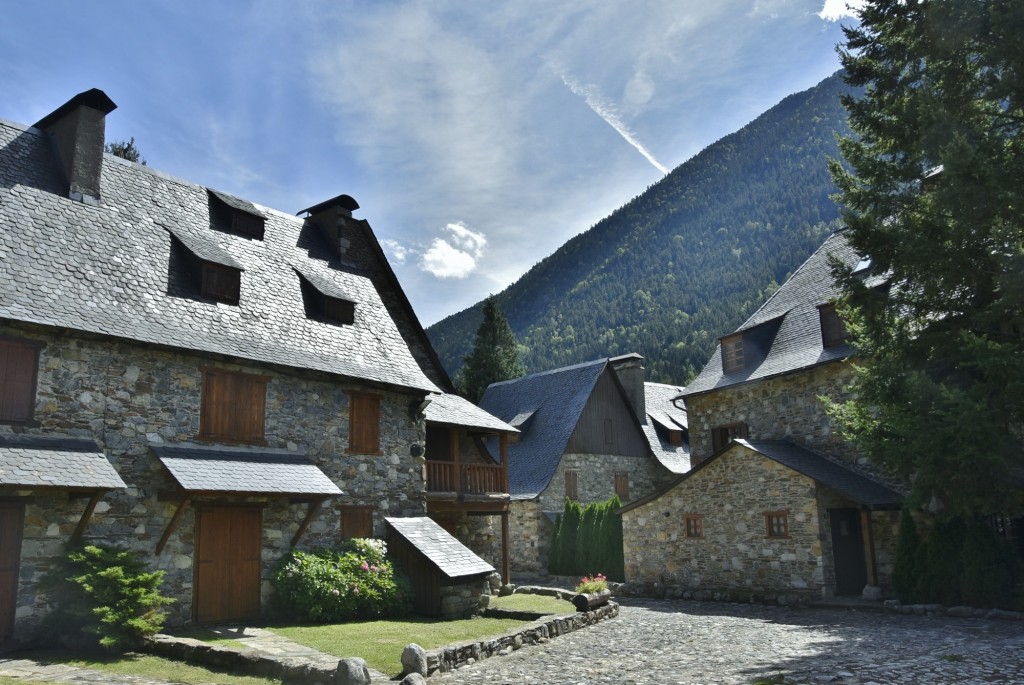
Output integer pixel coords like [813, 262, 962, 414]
[479, 359, 608, 500]
[424, 393, 517, 434]
[0, 113, 438, 394]
[620, 437, 901, 513]
[685, 231, 861, 398]
[643, 382, 690, 474]
[385, 516, 494, 579]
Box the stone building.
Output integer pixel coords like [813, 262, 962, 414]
[621, 232, 903, 599]
[0, 88, 460, 640]
[479, 354, 684, 573]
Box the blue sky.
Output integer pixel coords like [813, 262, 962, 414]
[0, 1, 862, 326]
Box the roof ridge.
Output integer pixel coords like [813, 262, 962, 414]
[487, 357, 608, 388]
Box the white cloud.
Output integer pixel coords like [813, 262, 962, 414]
[819, 0, 865, 21]
[420, 223, 488, 279]
[380, 239, 409, 265]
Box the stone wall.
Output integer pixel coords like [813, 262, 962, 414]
[686, 362, 868, 469]
[622, 445, 827, 595]
[439, 576, 490, 619]
[429, 512, 503, 573]
[508, 500, 554, 573]
[0, 322, 428, 635]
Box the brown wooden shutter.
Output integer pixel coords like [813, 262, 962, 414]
[0, 340, 39, 423]
[339, 505, 375, 539]
[614, 473, 629, 500]
[565, 470, 579, 500]
[349, 393, 381, 453]
[200, 369, 268, 444]
[819, 303, 848, 348]
[201, 263, 241, 304]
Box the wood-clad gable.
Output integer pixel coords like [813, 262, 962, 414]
[565, 368, 649, 457]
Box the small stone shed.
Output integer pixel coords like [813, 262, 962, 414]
[385, 516, 494, 619]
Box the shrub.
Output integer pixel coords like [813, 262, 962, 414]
[892, 508, 920, 603]
[575, 573, 608, 593]
[38, 544, 173, 651]
[271, 539, 412, 622]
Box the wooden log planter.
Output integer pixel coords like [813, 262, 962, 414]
[572, 589, 612, 612]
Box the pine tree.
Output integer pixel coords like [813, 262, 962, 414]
[456, 296, 525, 403]
[105, 137, 146, 165]
[828, 0, 1024, 519]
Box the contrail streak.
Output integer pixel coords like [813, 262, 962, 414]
[556, 69, 669, 176]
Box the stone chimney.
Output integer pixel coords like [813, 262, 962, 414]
[610, 353, 646, 423]
[297, 194, 361, 258]
[33, 88, 117, 206]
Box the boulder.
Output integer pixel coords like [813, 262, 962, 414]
[334, 657, 371, 685]
[402, 643, 428, 676]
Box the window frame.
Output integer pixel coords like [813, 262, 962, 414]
[564, 469, 579, 501]
[198, 367, 269, 445]
[764, 510, 790, 539]
[0, 337, 43, 425]
[684, 514, 704, 539]
[721, 333, 745, 373]
[348, 392, 383, 455]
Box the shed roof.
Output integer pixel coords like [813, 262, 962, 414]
[424, 393, 518, 434]
[385, 516, 494, 579]
[643, 382, 690, 475]
[0, 434, 126, 489]
[0, 112, 437, 393]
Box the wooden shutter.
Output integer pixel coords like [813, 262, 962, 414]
[201, 263, 241, 305]
[348, 393, 381, 454]
[0, 340, 39, 423]
[819, 303, 848, 348]
[721, 333, 745, 373]
[339, 505, 375, 539]
[614, 473, 629, 500]
[323, 297, 355, 325]
[200, 369, 268, 444]
[565, 470, 579, 500]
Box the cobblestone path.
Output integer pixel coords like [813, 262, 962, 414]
[436, 599, 1024, 685]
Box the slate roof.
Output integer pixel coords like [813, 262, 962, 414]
[153, 443, 341, 496]
[685, 232, 861, 397]
[424, 393, 518, 434]
[0, 114, 438, 393]
[0, 434, 126, 489]
[643, 382, 690, 475]
[740, 439, 902, 509]
[479, 359, 607, 500]
[385, 516, 494, 579]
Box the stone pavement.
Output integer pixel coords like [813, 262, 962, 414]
[434, 598, 1024, 685]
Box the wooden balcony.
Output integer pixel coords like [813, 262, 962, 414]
[424, 460, 509, 513]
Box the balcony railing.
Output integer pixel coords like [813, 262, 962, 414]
[425, 461, 507, 496]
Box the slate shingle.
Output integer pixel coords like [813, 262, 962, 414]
[643, 382, 690, 475]
[385, 516, 494, 579]
[153, 444, 341, 496]
[0, 434, 126, 489]
[423, 393, 518, 434]
[0, 117, 438, 393]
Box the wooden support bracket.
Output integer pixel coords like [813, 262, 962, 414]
[291, 497, 327, 548]
[156, 493, 193, 556]
[70, 490, 105, 545]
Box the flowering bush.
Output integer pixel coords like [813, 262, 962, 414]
[575, 573, 608, 594]
[271, 539, 412, 622]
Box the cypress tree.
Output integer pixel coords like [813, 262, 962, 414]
[892, 508, 920, 604]
[606, 495, 625, 581]
[577, 504, 599, 574]
[547, 512, 563, 575]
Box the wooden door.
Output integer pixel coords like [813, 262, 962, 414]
[0, 503, 23, 643]
[195, 506, 262, 623]
[829, 508, 867, 596]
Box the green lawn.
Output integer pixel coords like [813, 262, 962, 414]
[489, 593, 575, 614]
[267, 614, 530, 676]
[22, 650, 277, 685]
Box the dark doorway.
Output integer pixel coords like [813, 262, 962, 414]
[829, 508, 867, 595]
[194, 506, 262, 623]
[0, 503, 23, 642]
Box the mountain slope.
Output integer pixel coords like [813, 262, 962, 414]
[427, 72, 855, 385]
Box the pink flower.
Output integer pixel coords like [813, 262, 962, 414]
[361, 561, 370, 572]
[370, 565, 378, 572]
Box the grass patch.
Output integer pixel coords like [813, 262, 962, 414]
[490, 593, 574, 614]
[268, 615, 529, 675]
[22, 650, 277, 685]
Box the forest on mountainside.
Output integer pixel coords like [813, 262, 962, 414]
[427, 72, 856, 385]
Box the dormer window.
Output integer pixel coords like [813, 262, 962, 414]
[202, 262, 242, 305]
[294, 268, 357, 326]
[721, 333, 745, 373]
[208, 189, 265, 240]
[819, 303, 848, 348]
[165, 227, 245, 306]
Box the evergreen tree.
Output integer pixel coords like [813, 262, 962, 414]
[828, 0, 1024, 519]
[547, 512, 563, 576]
[456, 296, 525, 403]
[105, 137, 146, 165]
[576, 504, 599, 573]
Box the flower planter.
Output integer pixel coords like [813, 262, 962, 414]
[572, 588, 611, 612]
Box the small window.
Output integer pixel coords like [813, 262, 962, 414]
[819, 303, 848, 348]
[721, 333, 745, 373]
[565, 470, 579, 500]
[684, 514, 704, 539]
[614, 472, 629, 500]
[339, 505, 375, 539]
[348, 392, 381, 454]
[668, 429, 684, 447]
[0, 338, 42, 424]
[712, 422, 748, 453]
[199, 368, 269, 444]
[765, 511, 789, 539]
[323, 297, 356, 325]
[230, 210, 265, 240]
[604, 418, 614, 445]
[297, 272, 356, 326]
[201, 262, 242, 305]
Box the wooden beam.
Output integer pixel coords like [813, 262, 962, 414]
[70, 490, 105, 544]
[860, 508, 878, 587]
[451, 428, 461, 499]
[291, 497, 327, 548]
[499, 434, 509, 493]
[156, 494, 193, 556]
[501, 511, 511, 585]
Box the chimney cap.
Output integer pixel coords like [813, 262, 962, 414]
[33, 88, 117, 131]
[609, 353, 644, 365]
[296, 193, 360, 217]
